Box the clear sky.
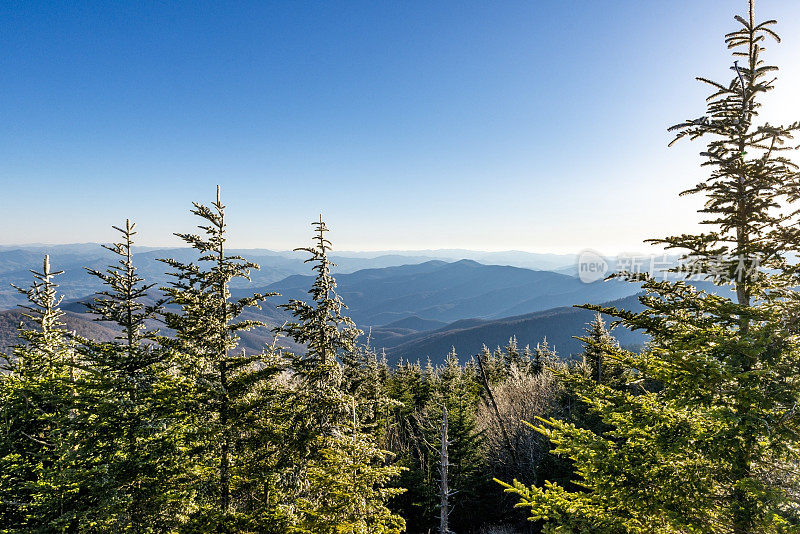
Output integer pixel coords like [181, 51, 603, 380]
[2, 1, 799, 254]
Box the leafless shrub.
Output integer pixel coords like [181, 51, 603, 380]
[477, 364, 567, 486]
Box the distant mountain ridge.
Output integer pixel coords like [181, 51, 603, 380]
[1, 245, 649, 365]
[0, 244, 583, 311]
[379, 294, 647, 364]
[257, 259, 641, 326]
[0, 308, 120, 354]
[0, 292, 646, 366]
[0, 244, 579, 270]
[0, 248, 436, 311]
[0, 298, 302, 356]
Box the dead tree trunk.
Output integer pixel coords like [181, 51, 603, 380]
[439, 405, 449, 534]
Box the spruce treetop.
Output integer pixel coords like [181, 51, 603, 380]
[159, 186, 273, 360]
[657, 0, 800, 301]
[278, 215, 361, 371]
[12, 255, 65, 335]
[9, 255, 73, 373]
[85, 219, 163, 350]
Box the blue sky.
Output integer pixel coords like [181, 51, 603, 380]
[2, 1, 799, 254]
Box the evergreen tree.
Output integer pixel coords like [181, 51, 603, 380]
[531, 338, 557, 376]
[225, 342, 297, 533]
[503, 336, 521, 369]
[349, 345, 397, 447]
[434, 352, 488, 531]
[277, 215, 360, 433]
[296, 400, 405, 534]
[499, 2, 800, 531]
[0, 257, 80, 530]
[77, 220, 185, 531]
[389, 351, 486, 532]
[277, 216, 405, 533]
[578, 312, 622, 387]
[383, 359, 431, 532]
[477, 344, 507, 383]
[159, 186, 277, 528]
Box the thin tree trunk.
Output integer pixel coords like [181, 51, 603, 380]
[596, 353, 602, 384]
[220, 359, 230, 515]
[731, 4, 754, 531]
[217, 186, 231, 516]
[439, 406, 449, 534]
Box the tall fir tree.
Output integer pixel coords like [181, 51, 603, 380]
[159, 186, 277, 528]
[277, 216, 405, 533]
[76, 220, 185, 531]
[0, 257, 81, 530]
[499, 1, 800, 531]
[278, 215, 360, 424]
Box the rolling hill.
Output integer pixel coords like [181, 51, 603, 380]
[0, 246, 448, 310]
[1, 249, 650, 364]
[378, 294, 647, 364]
[257, 259, 641, 326]
[0, 308, 121, 354]
[0, 244, 587, 311]
[0, 302, 302, 356]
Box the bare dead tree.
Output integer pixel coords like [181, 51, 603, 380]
[439, 405, 451, 534]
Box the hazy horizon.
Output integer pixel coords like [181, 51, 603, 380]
[0, 241, 667, 259]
